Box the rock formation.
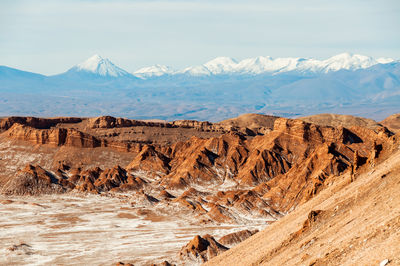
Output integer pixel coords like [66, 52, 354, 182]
[0, 113, 398, 265]
[179, 234, 228, 263]
[1, 164, 67, 195]
[1, 114, 394, 219]
[205, 138, 400, 266]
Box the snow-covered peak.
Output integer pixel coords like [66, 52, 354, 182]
[299, 53, 395, 73]
[237, 56, 304, 74]
[203, 57, 238, 74]
[173, 53, 395, 77]
[180, 65, 212, 76]
[318, 53, 374, 72]
[376, 57, 396, 64]
[78, 54, 103, 70]
[179, 57, 237, 76]
[72, 54, 129, 77]
[203, 53, 394, 75]
[134, 64, 174, 78]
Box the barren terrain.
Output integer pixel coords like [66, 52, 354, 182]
[0, 194, 262, 265]
[0, 113, 399, 265]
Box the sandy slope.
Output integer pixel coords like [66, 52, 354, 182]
[206, 147, 400, 266]
[381, 113, 400, 133]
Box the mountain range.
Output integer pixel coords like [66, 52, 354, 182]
[135, 53, 395, 77]
[0, 53, 399, 121]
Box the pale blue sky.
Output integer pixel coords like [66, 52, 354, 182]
[0, 0, 399, 75]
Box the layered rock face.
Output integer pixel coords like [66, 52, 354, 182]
[5, 123, 144, 152]
[6, 124, 100, 148]
[0, 117, 83, 132]
[0, 115, 235, 150]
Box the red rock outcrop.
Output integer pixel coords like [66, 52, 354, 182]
[126, 145, 170, 176]
[179, 234, 228, 263]
[86, 116, 168, 129]
[4, 123, 142, 152]
[85, 116, 234, 134]
[0, 116, 82, 132]
[178, 229, 259, 264]
[6, 123, 101, 148]
[171, 120, 213, 129]
[60, 166, 145, 194]
[1, 164, 69, 195]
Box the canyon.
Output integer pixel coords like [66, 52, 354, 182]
[0, 112, 399, 265]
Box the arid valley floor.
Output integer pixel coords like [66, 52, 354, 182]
[1, 113, 399, 265]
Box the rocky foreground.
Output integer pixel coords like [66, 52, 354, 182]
[206, 136, 400, 266]
[0, 113, 399, 265]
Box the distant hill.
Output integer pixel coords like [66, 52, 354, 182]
[298, 113, 383, 131]
[217, 113, 278, 134]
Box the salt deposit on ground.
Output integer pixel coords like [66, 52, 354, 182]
[0, 194, 263, 265]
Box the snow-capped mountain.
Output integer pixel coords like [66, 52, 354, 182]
[299, 53, 395, 73]
[204, 57, 238, 74]
[235, 56, 301, 74]
[134, 53, 395, 78]
[68, 54, 130, 77]
[134, 64, 175, 78]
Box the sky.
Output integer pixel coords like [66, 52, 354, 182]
[0, 0, 399, 75]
